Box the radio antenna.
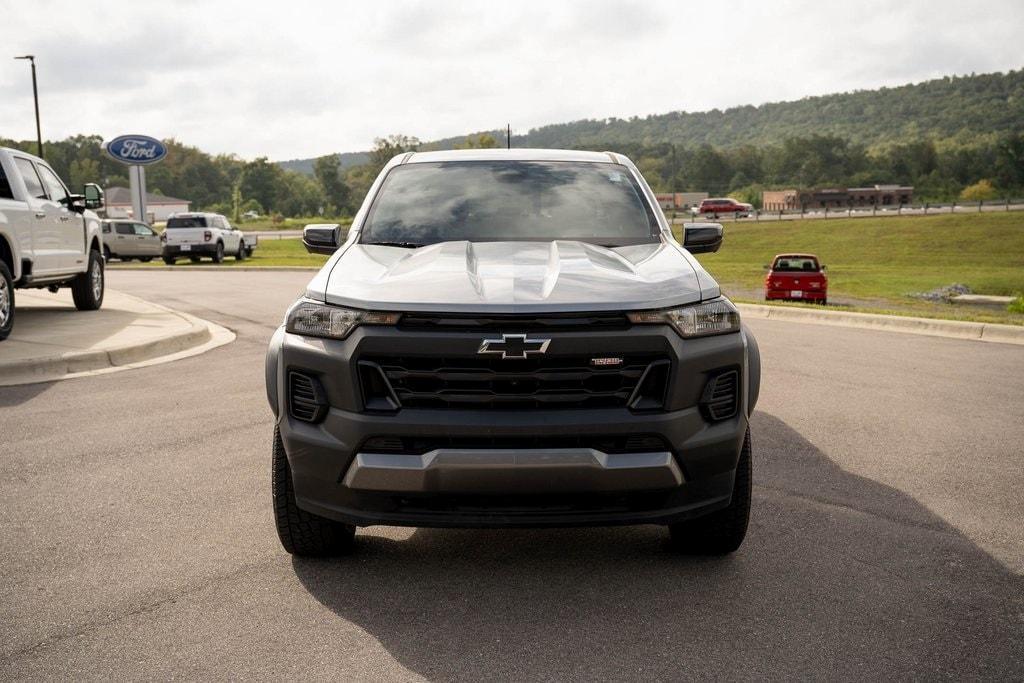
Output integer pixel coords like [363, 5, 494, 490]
[506, 124, 511, 149]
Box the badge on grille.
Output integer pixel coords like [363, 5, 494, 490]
[478, 333, 550, 359]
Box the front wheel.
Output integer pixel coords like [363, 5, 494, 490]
[272, 427, 355, 556]
[212, 242, 225, 264]
[103, 245, 112, 262]
[0, 260, 14, 341]
[71, 250, 104, 311]
[668, 427, 752, 554]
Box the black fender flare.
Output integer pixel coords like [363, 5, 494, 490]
[742, 324, 761, 415]
[265, 325, 285, 417]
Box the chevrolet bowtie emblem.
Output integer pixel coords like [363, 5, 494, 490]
[478, 333, 551, 359]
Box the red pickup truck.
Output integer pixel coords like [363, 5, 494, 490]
[764, 253, 828, 304]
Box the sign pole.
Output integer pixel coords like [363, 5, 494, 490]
[129, 165, 147, 221]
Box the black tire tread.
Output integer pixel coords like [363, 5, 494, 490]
[71, 250, 103, 311]
[272, 427, 355, 556]
[669, 427, 752, 555]
[0, 260, 14, 341]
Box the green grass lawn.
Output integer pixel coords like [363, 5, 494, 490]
[111, 238, 330, 268]
[677, 212, 1024, 325]
[121, 212, 1024, 325]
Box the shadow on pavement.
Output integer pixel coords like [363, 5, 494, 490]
[292, 413, 1024, 680]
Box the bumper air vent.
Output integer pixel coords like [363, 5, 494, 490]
[288, 371, 328, 423]
[700, 370, 739, 422]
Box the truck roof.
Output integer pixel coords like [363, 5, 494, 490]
[1, 146, 46, 164]
[403, 148, 619, 165]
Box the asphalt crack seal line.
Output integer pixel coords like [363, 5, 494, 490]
[0, 292, 235, 386]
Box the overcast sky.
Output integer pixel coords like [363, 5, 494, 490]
[2, 0, 1021, 161]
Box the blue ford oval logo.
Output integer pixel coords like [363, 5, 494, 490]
[105, 135, 167, 165]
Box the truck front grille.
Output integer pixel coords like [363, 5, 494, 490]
[360, 355, 669, 410]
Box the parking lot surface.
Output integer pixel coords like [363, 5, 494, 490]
[1, 270, 1022, 680]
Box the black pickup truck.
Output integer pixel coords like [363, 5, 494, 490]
[265, 149, 760, 556]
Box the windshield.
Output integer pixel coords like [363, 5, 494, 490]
[166, 217, 207, 228]
[360, 161, 659, 247]
[773, 256, 820, 272]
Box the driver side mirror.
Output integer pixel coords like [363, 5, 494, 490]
[303, 223, 342, 254]
[84, 183, 104, 210]
[821, 265, 827, 272]
[682, 223, 723, 254]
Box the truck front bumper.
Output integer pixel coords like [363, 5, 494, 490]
[266, 321, 760, 528]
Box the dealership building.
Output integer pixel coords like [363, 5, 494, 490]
[763, 185, 914, 211]
[654, 192, 709, 211]
[103, 186, 192, 222]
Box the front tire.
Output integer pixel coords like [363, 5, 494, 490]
[669, 427, 752, 555]
[212, 241, 225, 264]
[103, 245, 112, 262]
[0, 260, 14, 341]
[71, 250, 104, 311]
[272, 427, 355, 556]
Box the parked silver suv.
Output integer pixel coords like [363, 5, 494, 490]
[101, 220, 162, 262]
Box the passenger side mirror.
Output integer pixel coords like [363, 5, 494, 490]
[303, 223, 342, 254]
[83, 183, 104, 210]
[821, 265, 827, 272]
[682, 223, 724, 254]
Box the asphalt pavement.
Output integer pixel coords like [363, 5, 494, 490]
[1, 270, 1022, 681]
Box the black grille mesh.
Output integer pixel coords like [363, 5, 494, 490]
[362, 355, 668, 410]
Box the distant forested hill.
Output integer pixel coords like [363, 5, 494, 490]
[283, 69, 1023, 169]
[508, 70, 1024, 151]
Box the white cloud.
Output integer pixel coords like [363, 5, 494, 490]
[1, 0, 1021, 160]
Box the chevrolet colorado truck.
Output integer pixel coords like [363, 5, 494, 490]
[265, 149, 760, 556]
[0, 147, 106, 341]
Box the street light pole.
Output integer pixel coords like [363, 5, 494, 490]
[14, 55, 43, 160]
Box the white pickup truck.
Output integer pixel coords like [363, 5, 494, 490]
[161, 212, 257, 264]
[0, 147, 106, 341]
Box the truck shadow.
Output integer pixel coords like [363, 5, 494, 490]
[292, 412, 1024, 680]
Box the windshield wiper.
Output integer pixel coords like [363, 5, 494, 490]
[365, 241, 424, 248]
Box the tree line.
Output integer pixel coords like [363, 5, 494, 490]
[2, 128, 1020, 217]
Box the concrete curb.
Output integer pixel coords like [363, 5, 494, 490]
[737, 303, 1024, 346]
[0, 293, 235, 386]
[107, 265, 319, 271]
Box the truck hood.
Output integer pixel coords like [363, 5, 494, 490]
[316, 240, 706, 313]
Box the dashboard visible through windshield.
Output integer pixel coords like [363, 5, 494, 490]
[360, 160, 660, 247]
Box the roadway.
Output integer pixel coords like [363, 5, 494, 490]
[1, 270, 1022, 680]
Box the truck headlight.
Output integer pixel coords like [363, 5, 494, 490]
[627, 298, 740, 338]
[285, 301, 399, 340]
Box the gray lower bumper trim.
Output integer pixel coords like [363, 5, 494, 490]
[342, 448, 684, 493]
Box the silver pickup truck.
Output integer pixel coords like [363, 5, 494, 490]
[0, 147, 106, 341]
[266, 148, 761, 557]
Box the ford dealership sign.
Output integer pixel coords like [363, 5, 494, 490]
[105, 135, 167, 165]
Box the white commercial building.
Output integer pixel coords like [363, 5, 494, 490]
[103, 186, 191, 222]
